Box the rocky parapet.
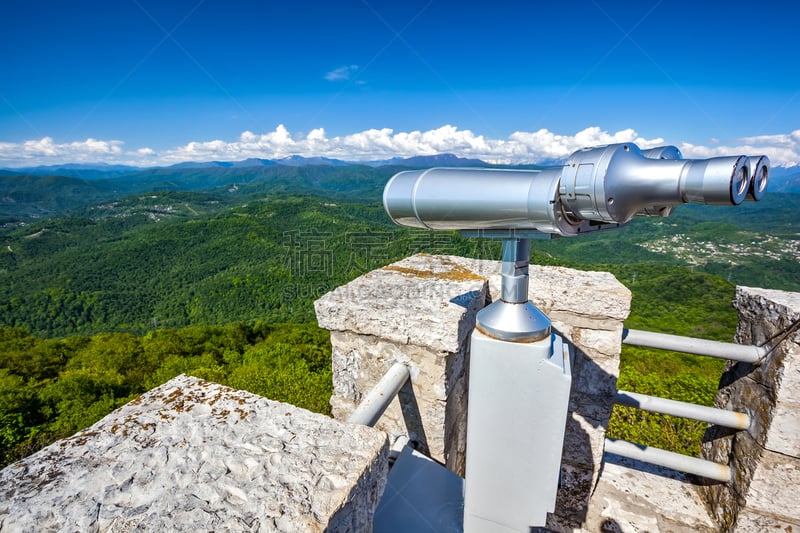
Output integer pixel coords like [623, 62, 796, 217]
[702, 286, 800, 531]
[0, 375, 388, 532]
[315, 254, 488, 475]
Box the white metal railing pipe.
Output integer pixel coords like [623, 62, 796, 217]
[615, 390, 751, 430]
[604, 438, 731, 482]
[348, 362, 410, 427]
[622, 328, 766, 363]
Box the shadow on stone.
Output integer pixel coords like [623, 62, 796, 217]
[599, 518, 623, 532]
[546, 334, 615, 530]
[374, 446, 464, 533]
[603, 452, 725, 485]
[398, 378, 431, 457]
[702, 424, 739, 443]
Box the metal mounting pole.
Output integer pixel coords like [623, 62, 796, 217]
[463, 238, 572, 532]
[474, 239, 551, 342]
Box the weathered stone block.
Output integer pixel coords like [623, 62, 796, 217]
[326, 331, 468, 473]
[703, 424, 758, 528]
[763, 341, 800, 458]
[571, 349, 620, 399]
[316, 254, 487, 475]
[572, 325, 627, 359]
[734, 509, 800, 531]
[315, 254, 488, 354]
[585, 455, 716, 533]
[530, 266, 631, 328]
[767, 394, 800, 458]
[745, 450, 800, 520]
[703, 285, 800, 530]
[0, 375, 388, 533]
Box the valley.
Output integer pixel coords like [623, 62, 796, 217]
[0, 161, 797, 468]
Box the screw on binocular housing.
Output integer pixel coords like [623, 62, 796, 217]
[382, 142, 769, 530]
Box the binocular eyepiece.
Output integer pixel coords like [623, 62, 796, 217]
[383, 143, 769, 236]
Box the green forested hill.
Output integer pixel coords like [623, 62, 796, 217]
[0, 174, 134, 219]
[1, 173, 797, 467]
[537, 194, 800, 292]
[0, 323, 334, 466]
[1, 192, 416, 336]
[0, 163, 397, 221]
[2, 186, 796, 341]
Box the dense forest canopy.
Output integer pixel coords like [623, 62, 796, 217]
[1, 165, 797, 467]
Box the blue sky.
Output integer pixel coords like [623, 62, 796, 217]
[1, 0, 799, 167]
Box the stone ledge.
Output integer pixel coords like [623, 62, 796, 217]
[734, 509, 800, 531]
[315, 255, 632, 355]
[744, 449, 800, 520]
[736, 286, 800, 320]
[446, 256, 632, 328]
[0, 375, 388, 532]
[315, 254, 488, 354]
[584, 454, 716, 532]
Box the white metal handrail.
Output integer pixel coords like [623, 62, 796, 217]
[605, 438, 730, 482]
[611, 328, 763, 481]
[347, 362, 410, 427]
[622, 328, 766, 363]
[615, 389, 751, 430]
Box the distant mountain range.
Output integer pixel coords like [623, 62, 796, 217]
[364, 153, 487, 167]
[0, 163, 140, 180]
[766, 166, 800, 193]
[2, 153, 490, 178]
[1, 153, 798, 200]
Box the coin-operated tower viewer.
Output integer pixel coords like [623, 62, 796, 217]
[383, 142, 768, 531]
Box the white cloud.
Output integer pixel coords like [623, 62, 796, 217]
[0, 137, 128, 166]
[1, 126, 799, 168]
[508, 127, 665, 161]
[679, 129, 800, 168]
[324, 64, 359, 81]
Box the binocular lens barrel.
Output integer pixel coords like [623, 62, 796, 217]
[748, 155, 769, 201]
[679, 155, 751, 205]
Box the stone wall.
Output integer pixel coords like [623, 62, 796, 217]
[315, 254, 488, 476]
[315, 253, 632, 529]
[702, 286, 800, 531]
[0, 375, 388, 532]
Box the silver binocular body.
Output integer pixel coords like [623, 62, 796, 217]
[383, 143, 769, 236]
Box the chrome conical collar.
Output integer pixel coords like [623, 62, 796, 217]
[476, 300, 551, 342]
